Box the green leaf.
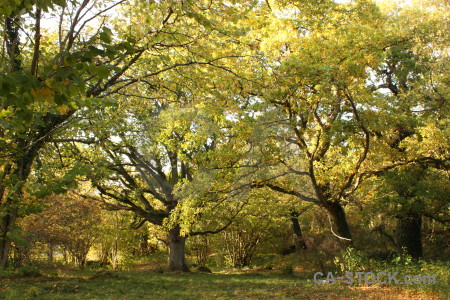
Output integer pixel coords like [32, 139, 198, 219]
[95, 65, 110, 79]
[99, 27, 113, 43]
[54, 93, 67, 105]
[63, 54, 76, 66]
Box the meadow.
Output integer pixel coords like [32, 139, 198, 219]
[0, 260, 447, 300]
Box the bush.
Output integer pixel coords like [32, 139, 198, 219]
[334, 248, 370, 273]
[17, 265, 41, 277]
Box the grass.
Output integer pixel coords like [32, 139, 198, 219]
[0, 265, 445, 300]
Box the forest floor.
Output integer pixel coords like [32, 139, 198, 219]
[0, 262, 446, 299]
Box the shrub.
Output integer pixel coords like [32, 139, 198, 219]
[17, 265, 41, 277]
[334, 248, 370, 273]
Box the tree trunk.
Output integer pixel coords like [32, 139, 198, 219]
[396, 212, 422, 258]
[48, 243, 54, 263]
[323, 201, 353, 242]
[168, 226, 189, 272]
[0, 204, 18, 268]
[0, 156, 31, 268]
[0, 113, 75, 268]
[0, 16, 22, 269]
[291, 212, 307, 251]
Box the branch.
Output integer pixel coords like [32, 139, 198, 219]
[72, 0, 128, 44]
[30, 8, 41, 76]
[64, 0, 90, 51]
[288, 106, 312, 159]
[130, 218, 147, 230]
[93, 183, 166, 225]
[265, 0, 273, 12]
[124, 147, 170, 195]
[50, 138, 101, 144]
[279, 160, 309, 176]
[161, 7, 174, 26]
[423, 212, 450, 224]
[338, 88, 370, 198]
[349, 157, 448, 197]
[189, 218, 233, 237]
[103, 149, 156, 211]
[252, 181, 319, 203]
[103, 55, 251, 97]
[314, 91, 342, 160]
[88, 48, 146, 97]
[326, 212, 352, 241]
[189, 202, 246, 236]
[371, 225, 397, 247]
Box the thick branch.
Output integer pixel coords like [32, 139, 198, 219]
[339, 89, 370, 199]
[189, 202, 246, 236]
[50, 138, 101, 144]
[252, 181, 318, 203]
[30, 8, 41, 76]
[423, 212, 450, 224]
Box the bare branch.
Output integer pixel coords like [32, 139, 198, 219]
[72, 0, 128, 44]
[64, 0, 90, 51]
[326, 212, 352, 241]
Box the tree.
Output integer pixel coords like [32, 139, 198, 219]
[3, 0, 447, 270]
[61, 88, 256, 271]
[0, 0, 162, 267]
[40, 0, 266, 272]
[357, 0, 450, 258]
[0, 0, 258, 268]
[246, 0, 385, 242]
[19, 192, 102, 267]
[247, 0, 449, 247]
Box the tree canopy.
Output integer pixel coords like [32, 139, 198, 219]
[1, 0, 448, 272]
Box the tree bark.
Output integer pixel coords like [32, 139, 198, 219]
[0, 152, 35, 267]
[0, 204, 18, 268]
[0, 110, 75, 268]
[48, 244, 54, 263]
[5, 16, 22, 71]
[323, 201, 353, 242]
[0, 15, 23, 269]
[396, 212, 422, 258]
[168, 226, 189, 272]
[291, 212, 307, 251]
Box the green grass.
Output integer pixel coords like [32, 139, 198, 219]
[0, 267, 444, 300]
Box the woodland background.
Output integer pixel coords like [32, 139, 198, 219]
[0, 0, 448, 298]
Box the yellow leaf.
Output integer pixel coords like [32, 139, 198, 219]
[56, 105, 70, 114]
[30, 88, 38, 97]
[45, 78, 55, 88]
[31, 87, 55, 104]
